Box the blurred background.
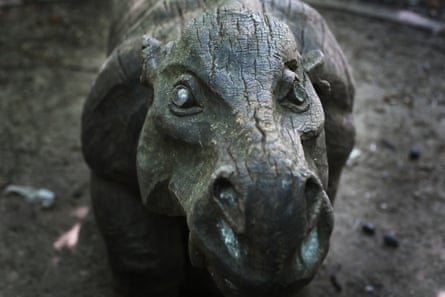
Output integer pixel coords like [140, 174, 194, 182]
[322, 0, 444, 20]
[0, 0, 444, 296]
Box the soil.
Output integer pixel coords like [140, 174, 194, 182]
[0, 1, 444, 297]
[343, 0, 445, 21]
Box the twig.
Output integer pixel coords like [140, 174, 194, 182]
[305, 0, 445, 34]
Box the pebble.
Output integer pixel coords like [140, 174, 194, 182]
[380, 138, 396, 151]
[383, 233, 400, 248]
[72, 190, 83, 199]
[409, 147, 421, 160]
[362, 223, 376, 236]
[365, 285, 375, 293]
[347, 148, 362, 166]
[379, 202, 389, 210]
[4, 185, 56, 208]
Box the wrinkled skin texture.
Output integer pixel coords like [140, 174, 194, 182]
[81, 1, 354, 297]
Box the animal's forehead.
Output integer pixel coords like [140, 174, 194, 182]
[167, 8, 299, 98]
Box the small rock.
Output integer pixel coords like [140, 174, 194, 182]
[72, 190, 83, 199]
[347, 148, 362, 166]
[4, 185, 56, 208]
[383, 233, 399, 248]
[365, 285, 375, 293]
[362, 223, 376, 236]
[379, 202, 388, 210]
[380, 139, 396, 151]
[373, 106, 386, 113]
[409, 147, 421, 160]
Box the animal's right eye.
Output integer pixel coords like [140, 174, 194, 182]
[169, 83, 202, 116]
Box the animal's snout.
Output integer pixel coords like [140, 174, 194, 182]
[204, 169, 333, 293]
[210, 166, 326, 237]
[191, 160, 334, 296]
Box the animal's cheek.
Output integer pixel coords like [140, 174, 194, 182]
[290, 95, 325, 140]
[282, 106, 324, 142]
[152, 113, 212, 145]
[300, 110, 325, 140]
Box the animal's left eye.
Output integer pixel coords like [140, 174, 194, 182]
[172, 85, 196, 108]
[280, 80, 310, 113]
[170, 84, 202, 116]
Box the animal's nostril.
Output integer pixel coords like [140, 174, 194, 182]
[302, 176, 323, 233]
[212, 177, 245, 233]
[304, 176, 322, 204]
[213, 178, 237, 206]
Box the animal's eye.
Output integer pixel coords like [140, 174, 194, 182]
[172, 85, 196, 108]
[281, 80, 310, 113]
[170, 84, 202, 116]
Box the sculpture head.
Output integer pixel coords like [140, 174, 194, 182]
[137, 7, 333, 296]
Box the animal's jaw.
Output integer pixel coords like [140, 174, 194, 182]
[188, 189, 334, 297]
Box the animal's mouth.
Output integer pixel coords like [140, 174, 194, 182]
[187, 167, 334, 296]
[295, 225, 327, 278]
[295, 191, 334, 278]
[299, 190, 333, 268]
[188, 191, 333, 296]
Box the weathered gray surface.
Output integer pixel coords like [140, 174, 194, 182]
[84, 0, 355, 203]
[81, 0, 354, 296]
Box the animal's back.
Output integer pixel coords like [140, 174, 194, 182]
[108, 0, 234, 52]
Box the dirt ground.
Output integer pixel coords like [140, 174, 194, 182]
[0, 1, 444, 297]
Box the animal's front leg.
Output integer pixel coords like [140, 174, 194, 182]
[90, 174, 187, 297]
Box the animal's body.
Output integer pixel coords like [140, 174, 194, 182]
[81, 0, 355, 296]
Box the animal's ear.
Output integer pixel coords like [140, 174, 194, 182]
[140, 35, 163, 85]
[303, 49, 324, 73]
[137, 115, 179, 215]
